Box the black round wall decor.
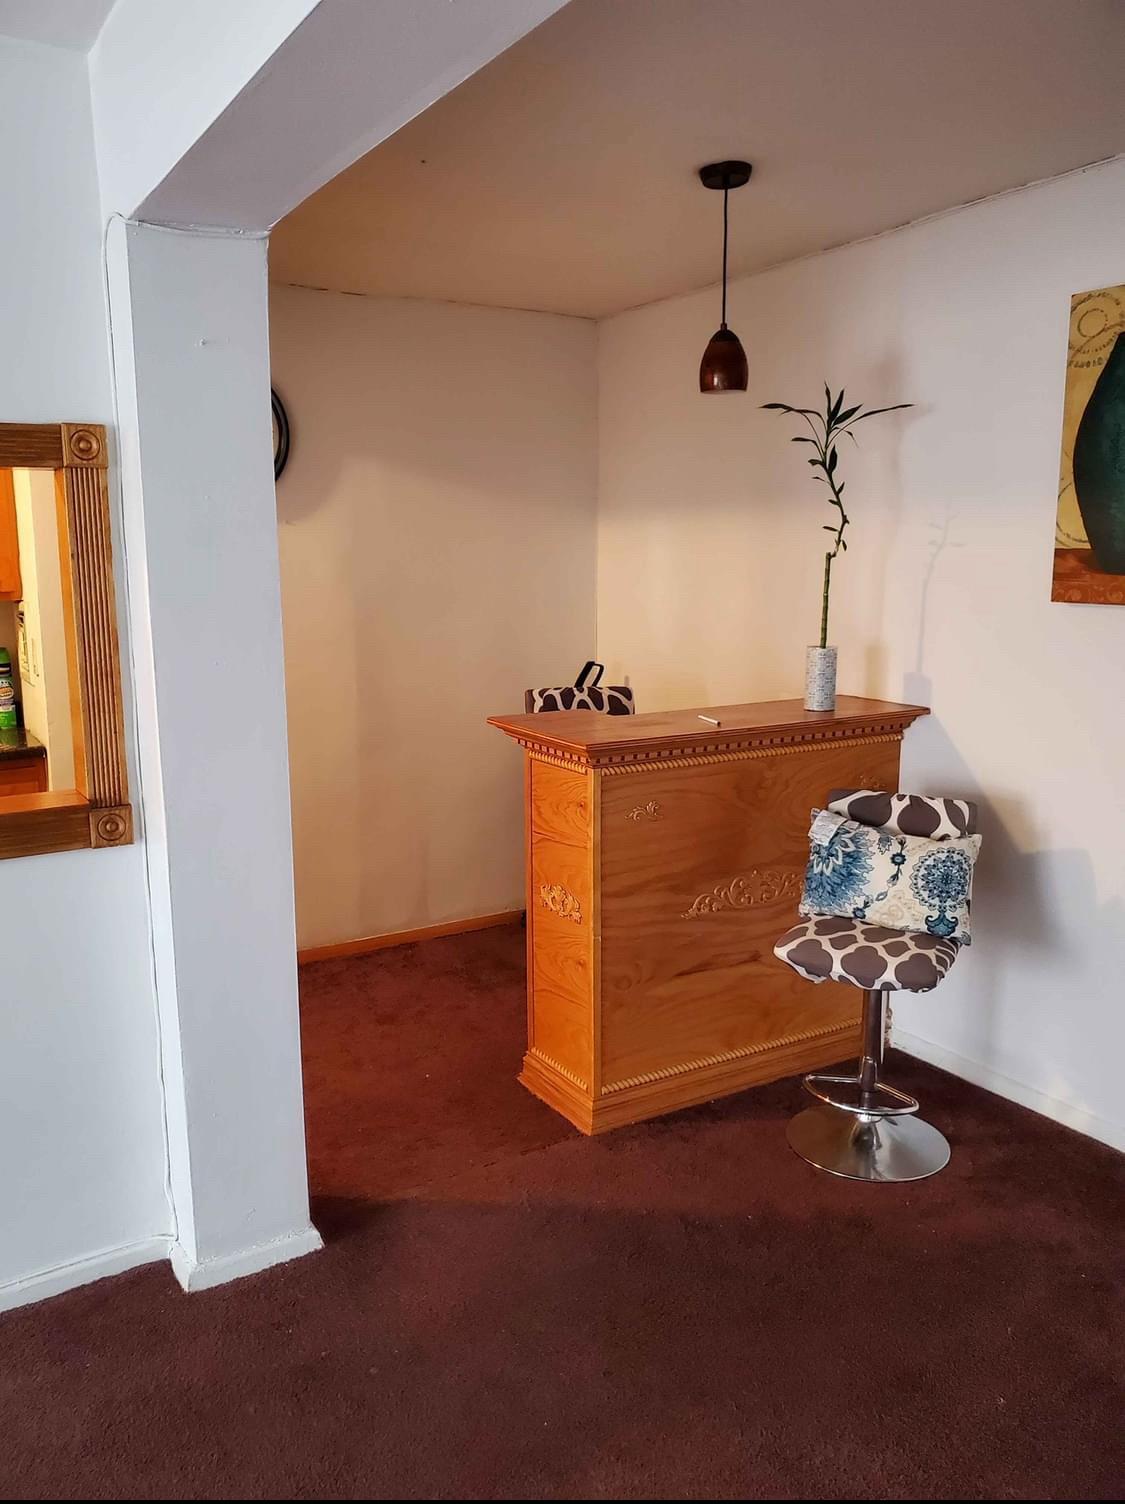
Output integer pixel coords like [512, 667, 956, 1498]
[272, 387, 291, 480]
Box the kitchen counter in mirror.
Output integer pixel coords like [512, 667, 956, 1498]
[0, 727, 47, 761]
[0, 727, 50, 799]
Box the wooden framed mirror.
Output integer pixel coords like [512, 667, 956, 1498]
[0, 422, 132, 859]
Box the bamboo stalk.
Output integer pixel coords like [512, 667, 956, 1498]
[763, 391, 911, 655]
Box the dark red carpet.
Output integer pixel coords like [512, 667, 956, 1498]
[2, 924, 1122, 1499]
[298, 923, 573, 1202]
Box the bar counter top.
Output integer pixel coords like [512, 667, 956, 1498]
[489, 695, 929, 767]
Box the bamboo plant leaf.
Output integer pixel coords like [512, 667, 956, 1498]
[846, 402, 913, 423]
[762, 403, 823, 419]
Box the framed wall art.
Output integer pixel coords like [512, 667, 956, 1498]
[1053, 282, 1125, 605]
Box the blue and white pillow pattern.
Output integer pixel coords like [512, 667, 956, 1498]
[799, 809, 980, 944]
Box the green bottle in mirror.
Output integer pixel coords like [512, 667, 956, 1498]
[1073, 331, 1125, 575]
[0, 647, 17, 731]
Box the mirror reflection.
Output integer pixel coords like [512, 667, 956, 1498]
[0, 467, 79, 799]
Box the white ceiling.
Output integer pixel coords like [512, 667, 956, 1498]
[271, 0, 1125, 319]
[0, 0, 115, 51]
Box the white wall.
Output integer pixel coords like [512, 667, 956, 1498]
[597, 156, 1125, 1151]
[270, 285, 597, 949]
[0, 37, 169, 1307]
[91, 0, 569, 227]
[90, 0, 320, 219]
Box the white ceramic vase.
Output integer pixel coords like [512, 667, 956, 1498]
[805, 645, 837, 712]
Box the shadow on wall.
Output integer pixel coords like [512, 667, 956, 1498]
[896, 681, 1118, 1118]
[910, 506, 968, 682]
[846, 355, 913, 698]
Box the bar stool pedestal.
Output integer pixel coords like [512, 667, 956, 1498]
[787, 1104, 950, 1182]
[786, 986, 950, 1182]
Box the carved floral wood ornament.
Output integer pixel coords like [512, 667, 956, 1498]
[625, 801, 662, 822]
[538, 883, 583, 924]
[0, 422, 132, 860]
[682, 868, 801, 919]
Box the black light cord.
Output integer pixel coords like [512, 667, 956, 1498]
[721, 185, 729, 328]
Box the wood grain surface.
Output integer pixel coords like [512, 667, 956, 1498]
[497, 698, 917, 1132]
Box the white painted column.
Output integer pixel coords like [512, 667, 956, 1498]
[90, 0, 572, 1300]
[108, 219, 319, 1289]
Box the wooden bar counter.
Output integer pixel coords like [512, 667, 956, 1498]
[488, 696, 928, 1134]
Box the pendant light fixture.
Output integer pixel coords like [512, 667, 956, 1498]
[698, 159, 752, 393]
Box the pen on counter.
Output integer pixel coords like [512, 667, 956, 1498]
[698, 714, 722, 726]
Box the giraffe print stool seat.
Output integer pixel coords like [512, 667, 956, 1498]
[773, 915, 961, 993]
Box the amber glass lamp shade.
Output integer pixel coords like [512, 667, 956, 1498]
[699, 326, 748, 392]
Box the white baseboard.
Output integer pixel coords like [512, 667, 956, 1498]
[0, 1236, 170, 1314]
[170, 1224, 323, 1293]
[894, 1029, 1125, 1153]
[1, 1222, 323, 1314]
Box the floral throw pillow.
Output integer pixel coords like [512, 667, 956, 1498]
[799, 809, 981, 944]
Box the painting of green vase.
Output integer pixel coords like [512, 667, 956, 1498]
[1053, 284, 1125, 605]
[1073, 331, 1125, 574]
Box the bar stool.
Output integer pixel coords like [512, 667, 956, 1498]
[773, 789, 979, 1183]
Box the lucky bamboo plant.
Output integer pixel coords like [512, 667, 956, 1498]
[762, 388, 911, 648]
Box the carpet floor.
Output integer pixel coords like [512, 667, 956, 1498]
[2, 923, 1122, 1500]
[299, 922, 573, 1202]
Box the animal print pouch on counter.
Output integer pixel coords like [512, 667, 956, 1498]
[525, 660, 635, 716]
[800, 808, 981, 944]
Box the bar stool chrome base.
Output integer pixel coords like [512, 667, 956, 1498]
[787, 1103, 951, 1182]
[787, 985, 951, 1182]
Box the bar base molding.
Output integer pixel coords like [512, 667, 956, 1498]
[523, 1020, 864, 1135]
